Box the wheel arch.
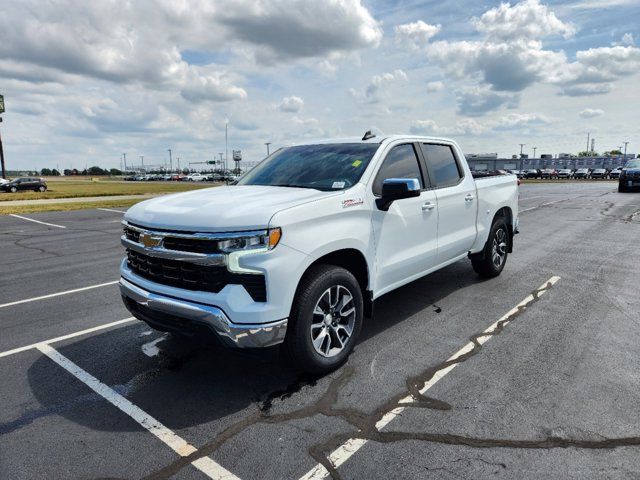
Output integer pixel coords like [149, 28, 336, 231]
[494, 206, 514, 253]
[297, 248, 373, 318]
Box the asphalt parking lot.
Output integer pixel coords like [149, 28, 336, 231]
[1, 183, 639, 479]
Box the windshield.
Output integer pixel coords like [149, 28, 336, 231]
[237, 143, 379, 191]
[624, 160, 640, 169]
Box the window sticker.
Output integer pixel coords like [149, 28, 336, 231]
[332, 181, 346, 189]
[352, 159, 363, 167]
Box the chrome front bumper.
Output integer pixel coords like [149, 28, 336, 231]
[119, 277, 287, 348]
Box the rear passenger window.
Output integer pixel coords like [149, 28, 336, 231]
[422, 144, 462, 187]
[372, 144, 423, 196]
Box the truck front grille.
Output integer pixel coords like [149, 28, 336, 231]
[126, 249, 266, 302]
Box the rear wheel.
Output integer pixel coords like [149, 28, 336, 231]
[9, 186, 17, 193]
[37, 185, 46, 192]
[470, 217, 509, 278]
[284, 265, 363, 374]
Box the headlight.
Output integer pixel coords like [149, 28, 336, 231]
[217, 228, 281, 253]
[226, 228, 281, 274]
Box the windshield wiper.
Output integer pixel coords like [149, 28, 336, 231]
[272, 184, 323, 190]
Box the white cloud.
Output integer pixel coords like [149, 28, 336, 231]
[410, 119, 486, 136]
[426, 81, 444, 92]
[350, 69, 408, 103]
[422, 0, 640, 112]
[621, 33, 635, 46]
[455, 85, 520, 116]
[394, 21, 441, 51]
[473, 0, 576, 41]
[494, 112, 550, 129]
[579, 108, 604, 118]
[277, 96, 305, 113]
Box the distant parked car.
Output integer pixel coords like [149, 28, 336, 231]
[186, 173, 206, 182]
[0, 178, 9, 186]
[590, 168, 608, 179]
[170, 174, 185, 181]
[524, 169, 540, 179]
[1, 177, 47, 193]
[573, 168, 590, 179]
[609, 167, 622, 179]
[619, 159, 640, 192]
[557, 168, 573, 179]
[540, 168, 558, 179]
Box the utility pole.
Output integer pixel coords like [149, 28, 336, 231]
[225, 117, 229, 172]
[177, 157, 180, 171]
[0, 94, 5, 179]
[140, 155, 144, 171]
[533, 146, 537, 158]
[123, 153, 127, 173]
[623, 141, 629, 160]
[0, 120, 6, 180]
[586, 132, 590, 154]
[265, 142, 272, 156]
[167, 149, 173, 172]
[519, 143, 525, 157]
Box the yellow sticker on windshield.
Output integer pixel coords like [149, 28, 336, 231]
[352, 159, 363, 167]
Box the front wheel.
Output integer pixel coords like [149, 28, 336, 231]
[284, 265, 363, 374]
[470, 217, 509, 278]
[618, 183, 627, 193]
[9, 186, 17, 193]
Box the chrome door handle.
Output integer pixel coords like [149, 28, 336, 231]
[422, 202, 435, 211]
[465, 194, 475, 202]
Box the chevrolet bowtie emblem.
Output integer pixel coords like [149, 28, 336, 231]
[139, 233, 163, 248]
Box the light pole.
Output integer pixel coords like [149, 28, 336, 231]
[168, 149, 173, 172]
[265, 142, 272, 156]
[219, 152, 224, 172]
[140, 155, 144, 171]
[533, 146, 537, 158]
[225, 117, 229, 172]
[0, 93, 5, 179]
[623, 141, 629, 160]
[123, 153, 127, 173]
[519, 143, 525, 157]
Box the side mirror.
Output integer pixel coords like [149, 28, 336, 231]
[376, 178, 421, 211]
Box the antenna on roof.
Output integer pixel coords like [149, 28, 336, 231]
[362, 130, 376, 141]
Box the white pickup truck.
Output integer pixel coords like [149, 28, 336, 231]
[120, 134, 518, 373]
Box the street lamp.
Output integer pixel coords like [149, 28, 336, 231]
[265, 142, 272, 156]
[168, 148, 173, 172]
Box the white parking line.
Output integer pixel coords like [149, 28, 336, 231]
[299, 275, 561, 480]
[0, 317, 135, 359]
[0, 280, 120, 309]
[9, 214, 66, 229]
[37, 343, 240, 480]
[98, 208, 126, 213]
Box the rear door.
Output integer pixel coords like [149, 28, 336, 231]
[370, 143, 439, 295]
[419, 143, 477, 264]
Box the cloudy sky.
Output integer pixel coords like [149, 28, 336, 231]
[1, 0, 639, 171]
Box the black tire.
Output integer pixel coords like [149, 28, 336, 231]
[37, 185, 46, 192]
[10, 186, 17, 193]
[618, 183, 627, 193]
[284, 264, 363, 374]
[470, 217, 509, 278]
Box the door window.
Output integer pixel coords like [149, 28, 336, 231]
[372, 144, 424, 196]
[422, 144, 462, 188]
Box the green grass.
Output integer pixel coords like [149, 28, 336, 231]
[0, 198, 146, 215]
[0, 180, 215, 202]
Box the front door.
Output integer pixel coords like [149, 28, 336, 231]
[371, 143, 439, 296]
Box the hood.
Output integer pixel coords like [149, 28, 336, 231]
[124, 185, 336, 232]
